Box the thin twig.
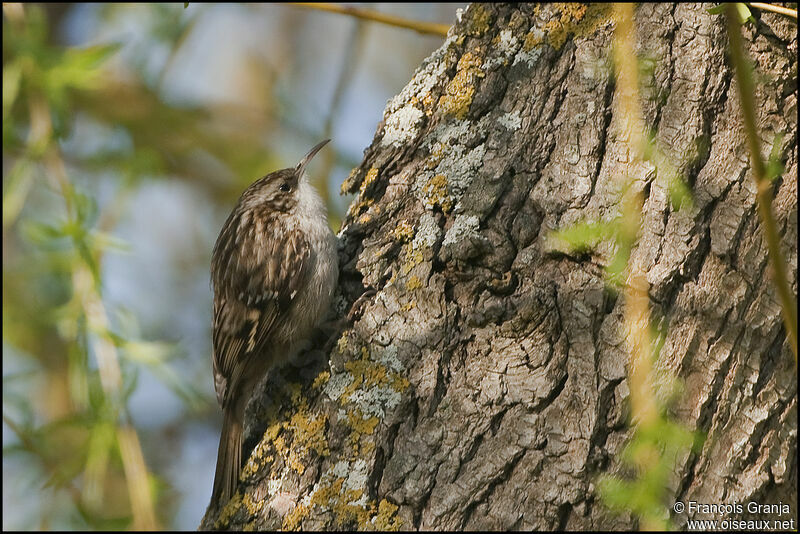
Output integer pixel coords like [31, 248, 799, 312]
[748, 2, 798, 19]
[290, 3, 450, 37]
[611, 6, 674, 529]
[725, 3, 798, 364]
[613, 2, 660, 430]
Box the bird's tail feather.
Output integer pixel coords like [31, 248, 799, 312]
[211, 409, 243, 508]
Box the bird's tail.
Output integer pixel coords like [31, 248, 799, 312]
[211, 408, 243, 507]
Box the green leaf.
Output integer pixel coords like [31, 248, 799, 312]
[120, 363, 140, 404]
[21, 220, 68, 244]
[67, 340, 90, 410]
[89, 230, 131, 253]
[2, 157, 34, 228]
[707, 3, 753, 24]
[75, 239, 101, 289]
[2, 61, 23, 119]
[667, 175, 693, 211]
[50, 43, 121, 89]
[83, 421, 115, 508]
[735, 2, 754, 24]
[73, 189, 99, 227]
[125, 340, 175, 365]
[604, 242, 631, 287]
[549, 219, 618, 255]
[641, 132, 695, 212]
[42, 43, 121, 112]
[765, 132, 785, 182]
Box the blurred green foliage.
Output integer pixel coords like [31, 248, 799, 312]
[556, 3, 793, 529]
[1, 3, 280, 529]
[548, 3, 702, 530]
[707, 3, 754, 25]
[598, 420, 701, 530]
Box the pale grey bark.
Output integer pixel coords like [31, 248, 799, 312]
[201, 3, 797, 530]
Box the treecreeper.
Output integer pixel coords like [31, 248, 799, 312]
[208, 140, 338, 508]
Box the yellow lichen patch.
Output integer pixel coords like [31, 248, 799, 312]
[422, 174, 453, 213]
[215, 491, 243, 528]
[373, 500, 403, 531]
[310, 478, 345, 508]
[241, 440, 269, 479]
[401, 300, 416, 312]
[273, 435, 287, 456]
[331, 489, 373, 528]
[347, 195, 373, 217]
[426, 142, 447, 169]
[242, 491, 264, 516]
[307, 480, 373, 528]
[241, 419, 285, 479]
[401, 245, 424, 276]
[287, 451, 306, 474]
[290, 409, 329, 457]
[467, 4, 491, 35]
[264, 421, 282, 442]
[336, 332, 350, 354]
[346, 408, 380, 437]
[360, 167, 379, 195]
[312, 371, 330, 389]
[343, 360, 389, 400]
[282, 401, 329, 474]
[341, 167, 360, 194]
[391, 374, 410, 392]
[244, 387, 329, 481]
[561, 2, 587, 18]
[406, 275, 423, 291]
[545, 17, 571, 50]
[569, 3, 613, 40]
[358, 203, 380, 225]
[287, 382, 304, 406]
[438, 51, 484, 120]
[282, 502, 310, 531]
[337, 345, 409, 438]
[393, 220, 414, 242]
[523, 30, 543, 51]
[537, 3, 612, 51]
[422, 92, 436, 110]
[357, 438, 376, 457]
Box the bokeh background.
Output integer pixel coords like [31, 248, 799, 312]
[2, 3, 462, 529]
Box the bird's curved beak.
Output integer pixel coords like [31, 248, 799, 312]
[295, 139, 330, 177]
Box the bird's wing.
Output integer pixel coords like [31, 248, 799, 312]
[211, 215, 310, 409]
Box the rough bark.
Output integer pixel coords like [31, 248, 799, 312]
[201, 3, 797, 530]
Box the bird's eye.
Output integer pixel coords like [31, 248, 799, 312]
[280, 182, 291, 193]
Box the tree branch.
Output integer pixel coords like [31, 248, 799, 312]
[748, 2, 798, 19]
[725, 3, 798, 363]
[289, 3, 450, 37]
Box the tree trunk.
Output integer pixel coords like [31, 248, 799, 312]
[201, 3, 797, 530]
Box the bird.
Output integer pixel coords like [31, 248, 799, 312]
[209, 139, 338, 507]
